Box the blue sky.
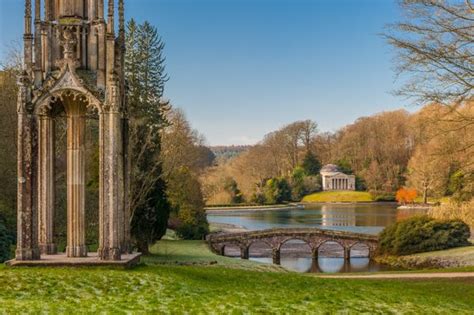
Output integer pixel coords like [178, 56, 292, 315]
[0, 0, 407, 145]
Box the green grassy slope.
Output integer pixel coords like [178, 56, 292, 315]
[1, 264, 474, 313]
[144, 240, 283, 272]
[302, 191, 374, 203]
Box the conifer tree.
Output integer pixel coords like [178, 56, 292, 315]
[125, 19, 170, 253]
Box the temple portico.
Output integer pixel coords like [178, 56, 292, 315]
[320, 164, 356, 191]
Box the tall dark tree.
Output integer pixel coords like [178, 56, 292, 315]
[302, 151, 321, 176]
[126, 19, 170, 253]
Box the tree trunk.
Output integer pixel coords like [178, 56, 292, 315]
[137, 240, 150, 255]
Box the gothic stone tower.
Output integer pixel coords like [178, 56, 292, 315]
[16, 0, 130, 261]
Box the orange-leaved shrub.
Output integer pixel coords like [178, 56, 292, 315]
[395, 188, 417, 204]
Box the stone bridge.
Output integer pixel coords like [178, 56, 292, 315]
[208, 228, 378, 265]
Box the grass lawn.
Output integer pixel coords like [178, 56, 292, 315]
[143, 240, 284, 272]
[302, 191, 374, 203]
[1, 240, 474, 313]
[1, 264, 474, 313]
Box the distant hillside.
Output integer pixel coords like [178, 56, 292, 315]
[210, 145, 251, 161]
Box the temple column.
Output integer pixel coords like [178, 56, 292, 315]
[122, 116, 131, 253]
[16, 90, 41, 261]
[38, 115, 57, 255]
[66, 111, 87, 257]
[99, 103, 123, 261]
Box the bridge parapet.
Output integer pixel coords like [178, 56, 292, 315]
[208, 228, 379, 264]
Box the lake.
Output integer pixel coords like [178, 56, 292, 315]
[207, 203, 423, 273]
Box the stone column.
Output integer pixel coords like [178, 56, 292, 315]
[240, 246, 249, 260]
[344, 247, 350, 261]
[122, 116, 131, 253]
[99, 108, 123, 261]
[66, 112, 87, 257]
[38, 115, 57, 255]
[16, 100, 41, 261]
[272, 248, 281, 265]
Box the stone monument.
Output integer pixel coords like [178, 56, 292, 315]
[12, 0, 136, 265]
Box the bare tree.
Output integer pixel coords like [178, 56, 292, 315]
[385, 0, 474, 107]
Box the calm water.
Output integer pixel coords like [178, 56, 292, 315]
[207, 203, 400, 235]
[207, 203, 419, 273]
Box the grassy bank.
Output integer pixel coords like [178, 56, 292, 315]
[376, 246, 474, 269]
[302, 191, 374, 203]
[2, 264, 474, 313]
[2, 240, 474, 312]
[144, 240, 283, 272]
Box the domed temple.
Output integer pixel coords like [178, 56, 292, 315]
[11, 0, 138, 265]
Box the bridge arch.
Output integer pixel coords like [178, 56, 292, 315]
[348, 242, 371, 258]
[208, 227, 379, 265]
[278, 237, 312, 251]
[316, 239, 346, 258]
[248, 240, 273, 261]
[221, 243, 241, 258]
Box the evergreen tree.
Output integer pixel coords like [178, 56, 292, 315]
[302, 151, 321, 176]
[224, 178, 244, 204]
[126, 19, 170, 253]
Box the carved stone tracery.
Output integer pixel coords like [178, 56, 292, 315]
[16, 0, 130, 262]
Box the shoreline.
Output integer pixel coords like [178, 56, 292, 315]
[206, 201, 398, 214]
[397, 204, 433, 210]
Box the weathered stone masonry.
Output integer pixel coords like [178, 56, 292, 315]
[208, 228, 378, 265]
[16, 0, 130, 261]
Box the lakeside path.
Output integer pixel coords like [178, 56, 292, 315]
[316, 272, 474, 279]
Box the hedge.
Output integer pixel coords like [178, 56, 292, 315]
[378, 215, 470, 256]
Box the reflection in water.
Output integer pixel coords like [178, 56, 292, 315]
[207, 203, 400, 235]
[321, 204, 356, 227]
[212, 203, 419, 273]
[249, 257, 392, 273]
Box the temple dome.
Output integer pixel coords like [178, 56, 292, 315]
[320, 164, 340, 173]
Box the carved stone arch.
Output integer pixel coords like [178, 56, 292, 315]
[348, 241, 371, 258]
[316, 238, 346, 251]
[348, 241, 370, 250]
[248, 239, 273, 250]
[278, 236, 313, 252]
[35, 88, 102, 116]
